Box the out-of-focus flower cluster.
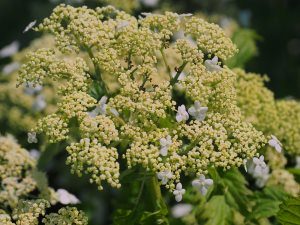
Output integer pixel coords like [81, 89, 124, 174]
[235, 68, 300, 195]
[17, 4, 269, 194]
[235, 68, 300, 155]
[0, 35, 57, 138]
[0, 135, 88, 224]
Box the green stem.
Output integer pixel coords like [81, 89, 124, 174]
[160, 48, 171, 78]
[170, 62, 188, 85]
[144, 175, 167, 211]
[84, 46, 108, 95]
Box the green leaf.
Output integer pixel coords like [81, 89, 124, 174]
[250, 186, 289, 220]
[226, 29, 261, 68]
[220, 168, 252, 214]
[200, 195, 232, 225]
[89, 81, 104, 100]
[277, 197, 300, 225]
[31, 168, 51, 200]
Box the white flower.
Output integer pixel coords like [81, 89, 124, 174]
[116, 20, 130, 31]
[188, 101, 208, 121]
[56, 189, 80, 205]
[295, 156, 300, 169]
[24, 82, 43, 95]
[27, 132, 38, 143]
[32, 94, 47, 112]
[89, 96, 108, 117]
[139, 0, 159, 7]
[268, 135, 282, 153]
[159, 135, 172, 156]
[252, 155, 267, 175]
[173, 183, 185, 202]
[23, 20, 37, 33]
[171, 204, 192, 218]
[2, 62, 20, 75]
[176, 105, 189, 122]
[109, 108, 119, 116]
[0, 41, 19, 58]
[157, 170, 173, 185]
[247, 156, 270, 187]
[192, 175, 213, 195]
[204, 56, 222, 72]
[243, 159, 248, 172]
[178, 13, 193, 18]
[254, 167, 270, 188]
[29, 149, 41, 160]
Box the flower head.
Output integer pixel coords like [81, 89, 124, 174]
[89, 96, 108, 117]
[159, 135, 172, 156]
[252, 155, 267, 175]
[204, 56, 222, 72]
[188, 101, 208, 121]
[173, 183, 185, 202]
[0, 41, 19, 58]
[23, 20, 37, 33]
[157, 170, 173, 185]
[268, 135, 282, 153]
[2, 62, 20, 75]
[192, 175, 213, 195]
[27, 132, 38, 143]
[176, 105, 189, 122]
[32, 94, 47, 112]
[171, 203, 192, 218]
[56, 189, 80, 205]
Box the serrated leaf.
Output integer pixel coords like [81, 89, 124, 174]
[277, 197, 300, 225]
[200, 195, 232, 225]
[220, 168, 252, 215]
[250, 186, 289, 220]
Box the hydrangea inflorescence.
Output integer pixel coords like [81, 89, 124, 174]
[18, 4, 267, 193]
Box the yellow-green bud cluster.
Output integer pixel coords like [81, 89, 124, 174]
[0, 136, 37, 207]
[66, 138, 120, 190]
[18, 5, 266, 192]
[42, 207, 88, 225]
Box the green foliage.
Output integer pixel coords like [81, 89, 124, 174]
[250, 187, 289, 220]
[31, 169, 51, 200]
[199, 195, 232, 225]
[226, 29, 260, 68]
[277, 197, 300, 225]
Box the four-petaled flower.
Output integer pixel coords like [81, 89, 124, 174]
[173, 183, 185, 202]
[56, 189, 80, 205]
[27, 132, 38, 143]
[268, 135, 282, 153]
[192, 175, 213, 195]
[157, 170, 173, 185]
[204, 56, 222, 72]
[159, 135, 172, 156]
[188, 101, 208, 121]
[176, 105, 189, 122]
[252, 155, 267, 175]
[89, 96, 108, 117]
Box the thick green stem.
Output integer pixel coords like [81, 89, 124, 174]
[145, 175, 167, 211]
[170, 62, 188, 85]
